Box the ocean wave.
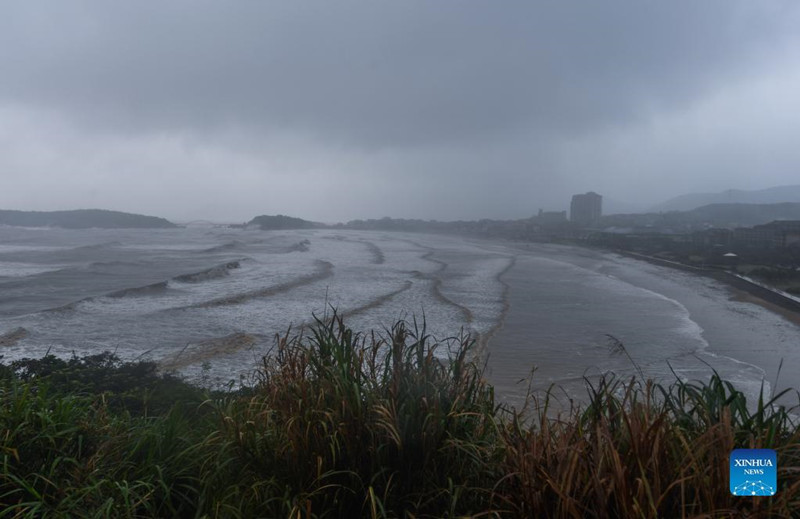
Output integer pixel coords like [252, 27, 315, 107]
[0, 264, 68, 278]
[186, 260, 334, 309]
[42, 297, 93, 313]
[202, 240, 245, 253]
[89, 260, 141, 269]
[286, 240, 311, 253]
[362, 241, 385, 264]
[420, 251, 447, 272]
[172, 261, 241, 283]
[341, 280, 413, 318]
[386, 248, 473, 322]
[106, 281, 170, 298]
[319, 235, 385, 264]
[419, 249, 514, 351]
[0, 245, 66, 253]
[71, 241, 123, 252]
[430, 276, 473, 324]
[41, 270, 182, 312]
[478, 255, 516, 350]
[616, 281, 710, 354]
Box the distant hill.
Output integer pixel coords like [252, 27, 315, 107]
[0, 209, 177, 229]
[683, 203, 800, 228]
[603, 197, 647, 215]
[247, 214, 321, 230]
[652, 185, 800, 212]
[602, 202, 800, 230]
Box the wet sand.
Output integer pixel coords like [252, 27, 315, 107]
[729, 290, 800, 328]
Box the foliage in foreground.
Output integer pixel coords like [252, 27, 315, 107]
[1, 314, 799, 518]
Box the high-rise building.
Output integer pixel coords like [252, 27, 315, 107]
[570, 192, 602, 226]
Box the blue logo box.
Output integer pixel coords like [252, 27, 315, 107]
[730, 449, 777, 496]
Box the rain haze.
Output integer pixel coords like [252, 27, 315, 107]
[2, 1, 800, 223]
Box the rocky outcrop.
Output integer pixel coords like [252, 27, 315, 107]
[0, 327, 29, 346]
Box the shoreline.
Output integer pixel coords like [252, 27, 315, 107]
[728, 290, 800, 328]
[613, 249, 800, 324]
[608, 248, 800, 399]
[485, 239, 800, 408]
[488, 241, 800, 326]
[487, 237, 800, 326]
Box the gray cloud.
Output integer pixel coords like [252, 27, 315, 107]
[1, 1, 800, 221]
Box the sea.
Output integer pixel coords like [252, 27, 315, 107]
[2, 225, 799, 409]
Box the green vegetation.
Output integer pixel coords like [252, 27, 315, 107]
[2, 315, 799, 517]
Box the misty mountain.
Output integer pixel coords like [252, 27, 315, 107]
[684, 203, 800, 228]
[0, 209, 177, 229]
[602, 203, 800, 230]
[603, 197, 648, 215]
[651, 186, 800, 212]
[247, 214, 321, 230]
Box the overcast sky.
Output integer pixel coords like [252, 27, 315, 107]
[2, 1, 800, 223]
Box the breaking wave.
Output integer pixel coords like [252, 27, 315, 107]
[362, 241, 385, 264]
[89, 261, 141, 269]
[202, 241, 245, 253]
[286, 240, 311, 253]
[341, 281, 414, 319]
[186, 260, 334, 309]
[106, 281, 170, 298]
[172, 261, 241, 283]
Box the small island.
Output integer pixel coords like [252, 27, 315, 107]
[245, 214, 321, 230]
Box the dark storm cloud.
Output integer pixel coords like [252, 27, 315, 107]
[2, 1, 795, 149]
[2, 1, 800, 222]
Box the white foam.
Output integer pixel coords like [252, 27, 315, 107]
[0, 263, 66, 277]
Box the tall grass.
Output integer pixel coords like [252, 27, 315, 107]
[199, 313, 501, 517]
[1, 313, 799, 517]
[0, 359, 209, 517]
[496, 374, 800, 518]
